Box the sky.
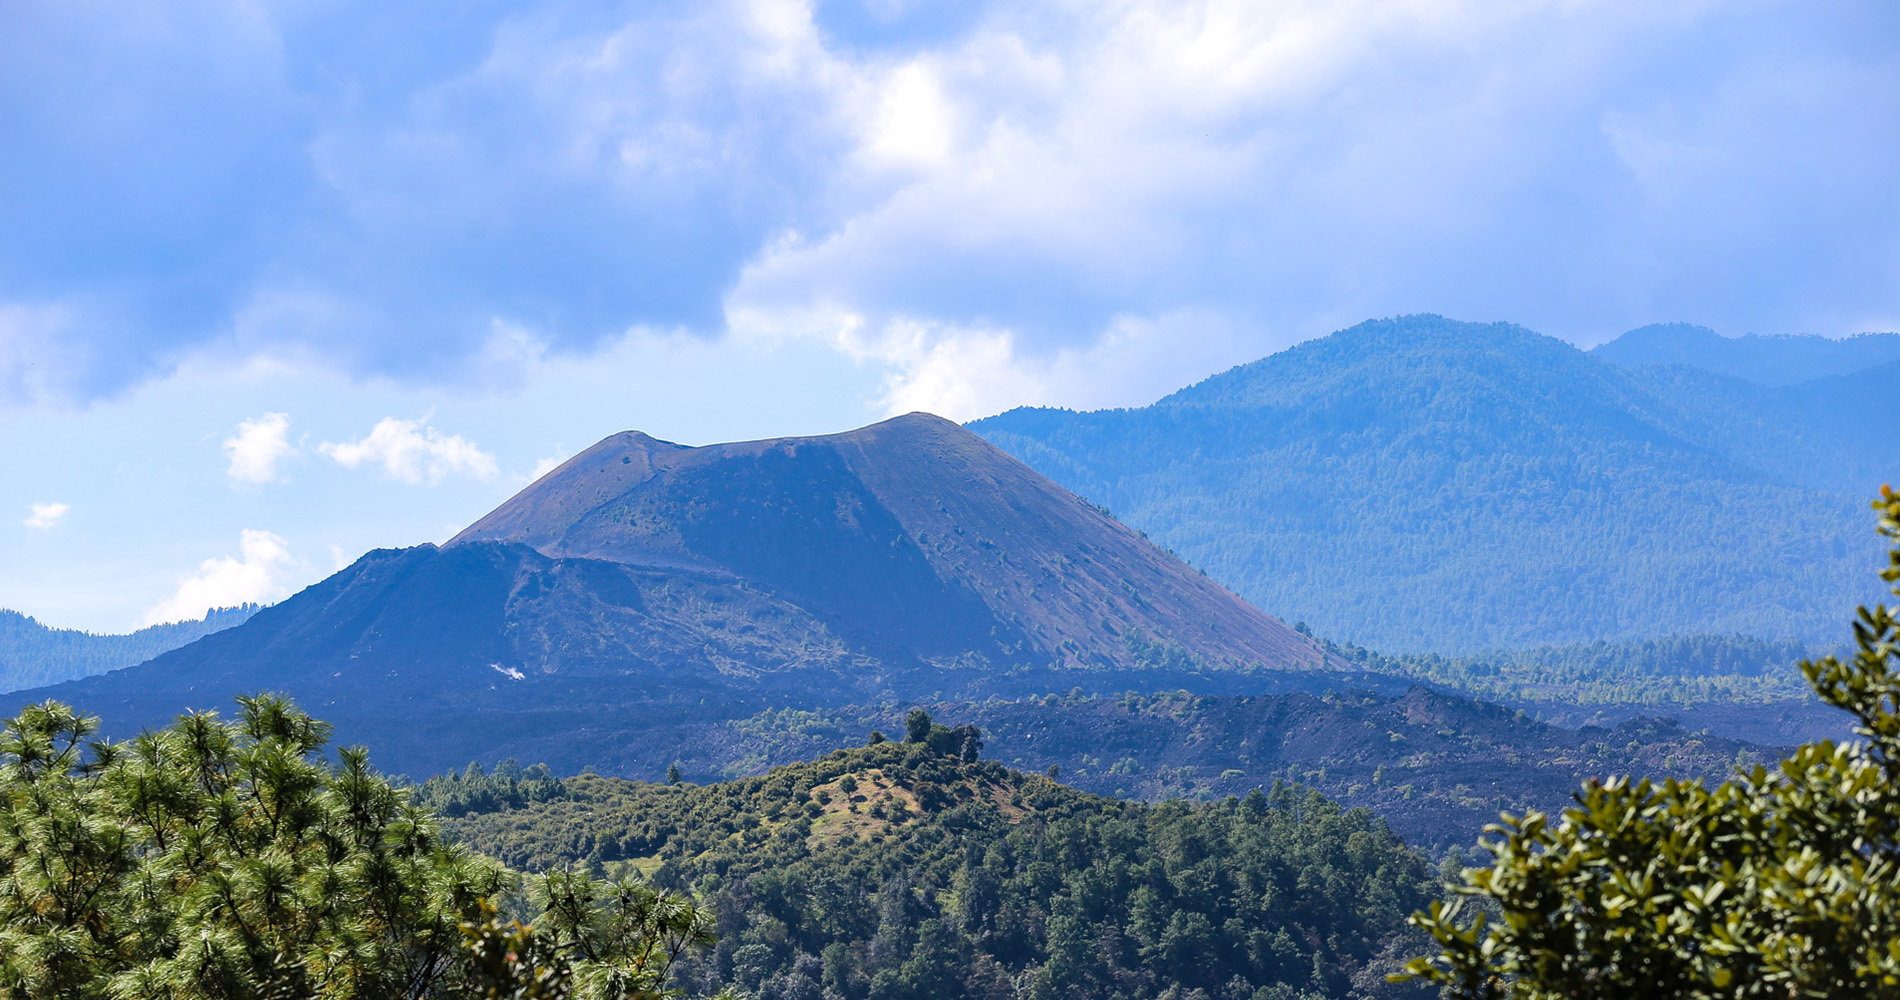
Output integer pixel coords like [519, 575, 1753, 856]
[2, 0, 1896, 633]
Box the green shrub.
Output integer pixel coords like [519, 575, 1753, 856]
[1403, 487, 1900, 998]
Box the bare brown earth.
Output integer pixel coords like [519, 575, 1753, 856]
[454, 412, 1330, 675]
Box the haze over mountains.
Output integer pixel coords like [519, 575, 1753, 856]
[1592, 323, 1900, 386]
[972, 315, 1898, 653]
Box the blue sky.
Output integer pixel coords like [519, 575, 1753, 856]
[3, 0, 1896, 632]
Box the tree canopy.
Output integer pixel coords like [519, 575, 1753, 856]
[0, 694, 715, 1000]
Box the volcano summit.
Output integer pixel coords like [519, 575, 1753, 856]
[16, 414, 1333, 776]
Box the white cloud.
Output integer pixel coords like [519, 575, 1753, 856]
[864, 61, 956, 167]
[141, 529, 291, 626]
[526, 452, 566, 482]
[320, 417, 500, 484]
[745, 303, 1257, 420]
[223, 412, 295, 484]
[720, 0, 1900, 398]
[3, 0, 1896, 414]
[23, 502, 70, 530]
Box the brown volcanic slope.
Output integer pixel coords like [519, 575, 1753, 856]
[15, 414, 1337, 778]
[453, 412, 1329, 675]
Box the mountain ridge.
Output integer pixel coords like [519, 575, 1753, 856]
[970, 314, 1895, 653]
[1592, 322, 1900, 386]
[0, 605, 258, 694]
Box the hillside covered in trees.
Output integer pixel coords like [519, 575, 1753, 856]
[0, 604, 256, 693]
[663, 693, 1762, 850]
[432, 722, 1438, 1000]
[970, 315, 1898, 653]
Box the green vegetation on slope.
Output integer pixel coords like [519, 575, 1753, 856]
[0, 605, 257, 694]
[436, 717, 1438, 1000]
[970, 315, 1895, 653]
[1372, 633, 1817, 703]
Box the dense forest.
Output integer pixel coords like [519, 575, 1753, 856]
[430, 716, 1438, 1000]
[970, 315, 1898, 652]
[0, 694, 1440, 999]
[0, 604, 256, 693]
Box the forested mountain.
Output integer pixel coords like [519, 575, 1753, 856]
[433, 733, 1440, 1000]
[0, 604, 256, 693]
[970, 315, 1898, 653]
[8, 414, 1337, 778]
[1592, 322, 1900, 385]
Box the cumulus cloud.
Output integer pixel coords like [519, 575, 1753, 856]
[223, 412, 295, 484]
[4, 0, 1896, 408]
[23, 502, 70, 530]
[320, 417, 499, 484]
[725, 0, 1900, 412]
[861, 311, 1258, 420]
[525, 452, 567, 483]
[141, 529, 290, 626]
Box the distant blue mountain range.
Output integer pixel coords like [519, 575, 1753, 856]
[971, 315, 1900, 653]
[0, 605, 258, 694]
[1593, 323, 1900, 386]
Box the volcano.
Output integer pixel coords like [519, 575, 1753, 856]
[16, 414, 1334, 776]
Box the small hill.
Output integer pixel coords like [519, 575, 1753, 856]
[662, 690, 1767, 851]
[1593, 323, 1900, 386]
[430, 738, 1439, 999]
[0, 605, 257, 694]
[971, 315, 1897, 652]
[12, 415, 1333, 778]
